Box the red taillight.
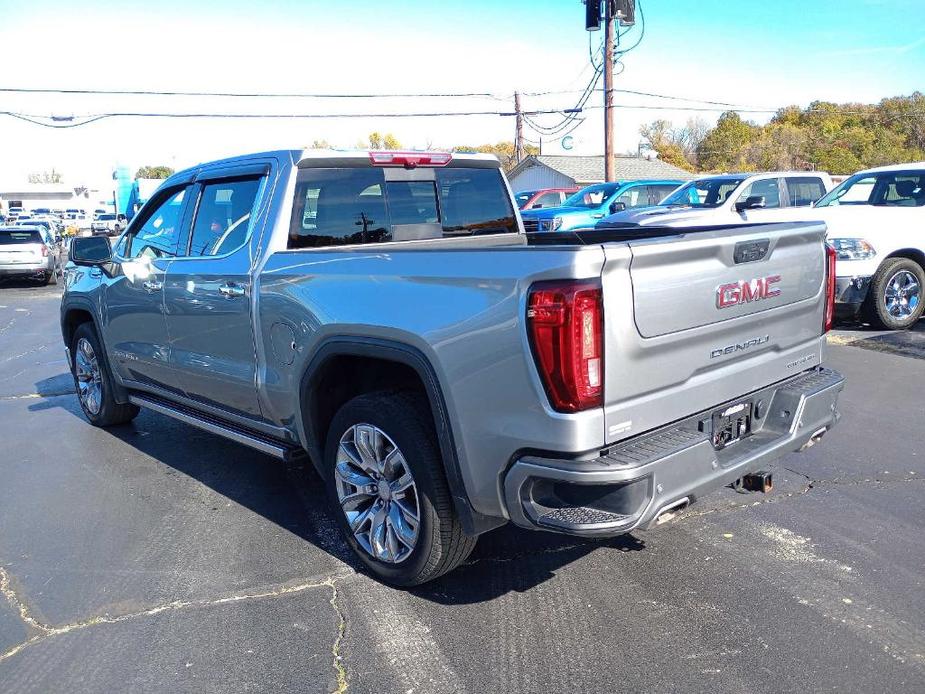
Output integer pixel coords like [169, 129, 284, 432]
[527, 280, 603, 413]
[41, 245, 48, 257]
[368, 151, 452, 168]
[824, 243, 836, 333]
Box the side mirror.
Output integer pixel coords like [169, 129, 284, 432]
[69, 235, 112, 265]
[609, 201, 626, 214]
[735, 195, 766, 212]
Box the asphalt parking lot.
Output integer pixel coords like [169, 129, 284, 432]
[1, 279, 923, 693]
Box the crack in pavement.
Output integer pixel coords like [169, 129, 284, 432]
[0, 567, 51, 636]
[2, 343, 49, 364]
[0, 566, 355, 669]
[327, 579, 349, 693]
[676, 473, 924, 523]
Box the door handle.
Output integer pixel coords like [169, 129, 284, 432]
[142, 280, 163, 292]
[219, 282, 246, 298]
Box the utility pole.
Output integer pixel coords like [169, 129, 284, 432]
[514, 91, 525, 163]
[603, 1, 616, 181]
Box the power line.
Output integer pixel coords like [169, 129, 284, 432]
[0, 107, 591, 129]
[0, 86, 501, 99]
[0, 82, 885, 119]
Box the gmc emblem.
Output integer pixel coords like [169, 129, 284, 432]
[717, 275, 781, 309]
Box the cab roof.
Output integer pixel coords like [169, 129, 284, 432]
[855, 161, 925, 175]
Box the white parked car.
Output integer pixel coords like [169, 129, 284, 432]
[596, 171, 832, 228]
[90, 213, 127, 236]
[801, 163, 925, 330]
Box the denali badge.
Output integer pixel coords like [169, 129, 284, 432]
[716, 275, 781, 309]
[710, 335, 770, 359]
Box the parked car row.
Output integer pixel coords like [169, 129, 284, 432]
[516, 162, 925, 330]
[1, 207, 117, 232]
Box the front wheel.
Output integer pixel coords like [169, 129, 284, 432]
[70, 323, 140, 426]
[324, 391, 476, 586]
[863, 258, 925, 330]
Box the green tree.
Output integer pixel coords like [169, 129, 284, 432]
[135, 165, 175, 179]
[696, 112, 758, 171]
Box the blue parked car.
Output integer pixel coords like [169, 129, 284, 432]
[519, 179, 682, 232]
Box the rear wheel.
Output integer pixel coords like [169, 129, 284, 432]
[71, 323, 140, 426]
[324, 391, 476, 586]
[863, 258, 924, 330]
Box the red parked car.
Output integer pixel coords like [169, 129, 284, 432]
[514, 187, 579, 210]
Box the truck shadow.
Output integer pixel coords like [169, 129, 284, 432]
[32, 387, 645, 601]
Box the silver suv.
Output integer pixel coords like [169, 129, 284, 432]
[0, 225, 61, 285]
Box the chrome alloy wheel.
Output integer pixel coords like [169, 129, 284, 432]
[334, 424, 420, 564]
[74, 337, 103, 415]
[884, 269, 921, 319]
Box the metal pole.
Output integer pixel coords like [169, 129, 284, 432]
[514, 92, 525, 164]
[603, 1, 616, 181]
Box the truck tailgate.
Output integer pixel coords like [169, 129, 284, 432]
[600, 222, 828, 443]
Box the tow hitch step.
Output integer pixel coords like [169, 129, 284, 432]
[733, 471, 773, 494]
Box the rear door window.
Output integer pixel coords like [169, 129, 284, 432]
[785, 177, 826, 207]
[185, 177, 263, 257]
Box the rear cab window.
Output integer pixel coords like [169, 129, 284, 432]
[288, 163, 517, 248]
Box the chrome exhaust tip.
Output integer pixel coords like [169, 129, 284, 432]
[799, 426, 828, 451]
[654, 497, 690, 525]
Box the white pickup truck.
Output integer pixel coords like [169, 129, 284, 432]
[596, 171, 832, 228]
[806, 163, 925, 329]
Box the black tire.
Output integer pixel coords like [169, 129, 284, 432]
[862, 257, 925, 330]
[324, 391, 476, 586]
[70, 322, 140, 427]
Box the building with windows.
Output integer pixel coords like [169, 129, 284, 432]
[507, 154, 694, 193]
[0, 185, 88, 213]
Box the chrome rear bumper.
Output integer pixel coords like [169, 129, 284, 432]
[503, 367, 845, 536]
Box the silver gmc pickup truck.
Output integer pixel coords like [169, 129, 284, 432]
[61, 149, 844, 586]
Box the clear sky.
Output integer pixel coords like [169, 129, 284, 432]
[0, 0, 922, 188]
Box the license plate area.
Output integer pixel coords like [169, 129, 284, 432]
[710, 400, 753, 450]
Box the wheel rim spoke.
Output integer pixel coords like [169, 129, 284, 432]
[353, 425, 384, 474]
[334, 458, 376, 488]
[74, 338, 103, 415]
[334, 422, 420, 564]
[884, 270, 921, 320]
[388, 502, 417, 548]
[389, 471, 415, 494]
